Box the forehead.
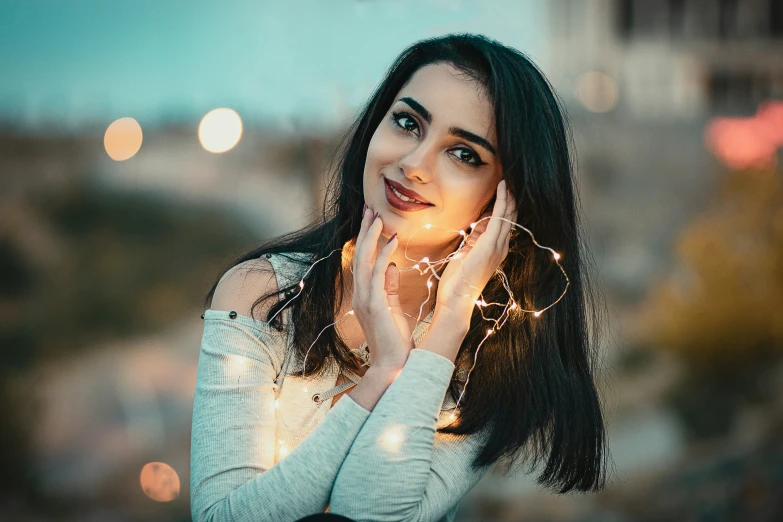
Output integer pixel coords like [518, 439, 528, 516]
[396, 62, 496, 143]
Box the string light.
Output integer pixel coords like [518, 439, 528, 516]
[233, 213, 570, 426]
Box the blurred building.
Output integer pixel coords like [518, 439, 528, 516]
[529, 0, 783, 305]
[545, 0, 783, 119]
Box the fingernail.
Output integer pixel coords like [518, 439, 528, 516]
[387, 233, 397, 244]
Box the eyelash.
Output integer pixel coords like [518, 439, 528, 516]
[389, 110, 486, 168]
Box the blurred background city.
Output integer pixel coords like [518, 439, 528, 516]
[1, 0, 782, 520]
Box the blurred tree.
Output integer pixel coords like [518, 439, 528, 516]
[0, 173, 265, 515]
[638, 166, 783, 441]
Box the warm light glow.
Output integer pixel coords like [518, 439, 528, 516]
[422, 257, 429, 263]
[303, 387, 308, 393]
[224, 354, 248, 380]
[533, 311, 542, 317]
[379, 427, 404, 453]
[140, 462, 180, 502]
[274, 399, 279, 409]
[413, 264, 420, 270]
[449, 413, 456, 421]
[279, 441, 289, 459]
[425, 224, 432, 229]
[553, 252, 561, 260]
[453, 253, 462, 259]
[104, 117, 143, 161]
[427, 281, 433, 288]
[459, 230, 466, 236]
[475, 300, 483, 306]
[470, 222, 476, 229]
[198, 108, 243, 153]
[511, 302, 517, 309]
[299, 281, 305, 288]
[348, 310, 354, 315]
[576, 71, 618, 113]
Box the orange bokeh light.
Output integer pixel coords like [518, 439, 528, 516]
[104, 117, 143, 161]
[140, 462, 180, 502]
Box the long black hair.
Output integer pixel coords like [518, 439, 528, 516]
[205, 33, 610, 493]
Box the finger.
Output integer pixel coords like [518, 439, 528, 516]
[356, 206, 373, 251]
[372, 231, 397, 297]
[499, 187, 515, 247]
[375, 236, 404, 316]
[486, 180, 507, 243]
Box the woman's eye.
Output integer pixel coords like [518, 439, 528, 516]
[391, 110, 485, 168]
[450, 147, 484, 167]
[391, 111, 419, 134]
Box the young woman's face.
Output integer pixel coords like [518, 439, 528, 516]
[363, 62, 503, 251]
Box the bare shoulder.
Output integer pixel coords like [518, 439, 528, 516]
[211, 257, 280, 323]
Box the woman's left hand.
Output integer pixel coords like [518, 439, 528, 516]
[434, 179, 517, 324]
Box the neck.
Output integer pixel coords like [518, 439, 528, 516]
[339, 236, 458, 318]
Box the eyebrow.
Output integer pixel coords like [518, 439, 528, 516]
[397, 96, 496, 156]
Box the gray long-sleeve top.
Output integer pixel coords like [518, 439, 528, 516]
[189, 252, 492, 522]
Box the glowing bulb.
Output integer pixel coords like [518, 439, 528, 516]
[470, 222, 476, 229]
[274, 399, 279, 409]
[453, 253, 462, 259]
[425, 224, 432, 229]
[388, 306, 391, 310]
[459, 230, 466, 236]
[299, 281, 305, 288]
[427, 281, 433, 288]
[487, 329, 493, 335]
[553, 252, 561, 260]
[303, 387, 308, 393]
[422, 257, 429, 263]
[449, 413, 456, 421]
[533, 311, 542, 317]
[511, 302, 517, 309]
[348, 310, 354, 315]
[413, 264, 420, 270]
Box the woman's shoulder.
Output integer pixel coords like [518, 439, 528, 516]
[212, 252, 312, 320]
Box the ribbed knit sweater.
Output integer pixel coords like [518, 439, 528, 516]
[190, 252, 492, 522]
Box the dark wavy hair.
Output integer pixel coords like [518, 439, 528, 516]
[205, 33, 610, 493]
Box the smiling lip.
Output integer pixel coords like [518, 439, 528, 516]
[384, 178, 432, 204]
[384, 178, 434, 212]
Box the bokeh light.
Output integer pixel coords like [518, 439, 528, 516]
[576, 71, 619, 113]
[378, 426, 404, 453]
[139, 462, 180, 502]
[104, 117, 143, 161]
[704, 100, 783, 170]
[198, 108, 243, 153]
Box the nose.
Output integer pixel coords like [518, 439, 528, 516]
[397, 140, 434, 183]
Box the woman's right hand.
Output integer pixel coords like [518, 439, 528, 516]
[350, 206, 414, 370]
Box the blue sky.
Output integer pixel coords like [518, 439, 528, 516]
[0, 0, 543, 131]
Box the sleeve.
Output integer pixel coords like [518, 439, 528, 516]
[190, 310, 372, 522]
[328, 348, 493, 522]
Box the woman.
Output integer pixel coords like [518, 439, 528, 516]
[191, 33, 609, 522]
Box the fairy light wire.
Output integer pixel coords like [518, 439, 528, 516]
[234, 215, 569, 425]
